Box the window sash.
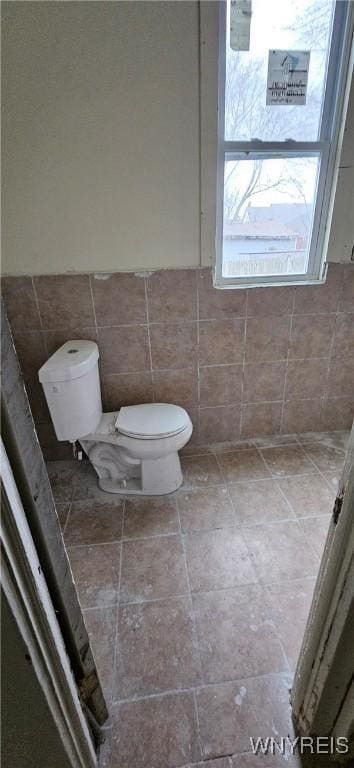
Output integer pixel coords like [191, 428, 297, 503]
[215, 0, 354, 289]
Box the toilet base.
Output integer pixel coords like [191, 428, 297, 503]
[95, 452, 183, 496]
[80, 420, 191, 496]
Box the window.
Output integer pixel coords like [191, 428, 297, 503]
[215, 0, 353, 288]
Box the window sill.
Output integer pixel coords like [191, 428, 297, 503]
[213, 271, 328, 291]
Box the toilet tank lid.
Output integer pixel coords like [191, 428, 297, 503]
[38, 340, 99, 383]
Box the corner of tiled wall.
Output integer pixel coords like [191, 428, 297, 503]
[2, 262, 354, 461]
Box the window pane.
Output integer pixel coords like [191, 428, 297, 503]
[225, 0, 334, 142]
[222, 154, 320, 278]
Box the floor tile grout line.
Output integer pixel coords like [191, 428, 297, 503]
[188, 521, 291, 679]
[273, 478, 300, 520]
[66, 531, 182, 549]
[213, 451, 245, 532]
[320, 470, 341, 493]
[259, 588, 295, 678]
[252, 445, 275, 479]
[61, 501, 72, 536]
[212, 450, 264, 587]
[299, 441, 342, 481]
[175, 496, 204, 688]
[281, 463, 329, 564]
[72, 569, 321, 613]
[66, 472, 325, 506]
[297, 518, 325, 566]
[64, 506, 333, 552]
[110, 670, 292, 707]
[256, 442, 321, 482]
[180, 429, 348, 458]
[300, 448, 343, 494]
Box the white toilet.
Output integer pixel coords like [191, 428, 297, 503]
[38, 340, 193, 495]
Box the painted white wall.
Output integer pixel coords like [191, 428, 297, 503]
[2, 1, 352, 276]
[327, 77, 354, 263]
[2, 1, 200, 275]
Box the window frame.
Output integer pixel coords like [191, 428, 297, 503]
[215, 0, 354, 289]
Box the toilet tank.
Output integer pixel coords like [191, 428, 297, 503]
[38, 340, 102, 442]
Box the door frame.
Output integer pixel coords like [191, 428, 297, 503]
[1, 438, 97, 768]
[1, 299, 108, 732]
[292, 426, 354, 750]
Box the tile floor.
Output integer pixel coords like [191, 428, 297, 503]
[48, 430, 349, 768]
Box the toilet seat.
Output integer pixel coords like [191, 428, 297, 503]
[115, 403, 190, 440]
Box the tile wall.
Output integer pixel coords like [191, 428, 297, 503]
[2, 263, 354, 459]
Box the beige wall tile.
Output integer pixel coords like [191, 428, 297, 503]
[241, 402, 282, 438]
[24, 378, 51, 424]
[33, 274, 95, 328]
[338, 264, 354, 312]
[98, 326, 150, 374]
[12, 331, 47, 378]
[285, 358, 329, 400]
[321, 397, 354, 430]
[326, 355, 354, 397]
[294, 264, 343, 314]
[247, 285, 294, 317]
[91, 273, 147, 325]
[289, 314, 335, 359]
[331, 312, 354, 358]
[153, 368, 198, 406]
[245, 316, 290, 362]
[150, 322, 198, 370]
[2, 276, 41, 330]
[103, 372, 154, 409]
[43, 327, 97, 356]
[243, 361, 286, 403]
[199, 405, 241, 443]
[146, 269, 197, 322]
[197, 268, 246, 319]
[199, 319, 245, 365]
[282, 399, 323, 434]
[199, 364, 242, 406]
[5, 263, 352, 457]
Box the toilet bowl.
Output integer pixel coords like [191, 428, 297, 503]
[38, 340, 192, 495]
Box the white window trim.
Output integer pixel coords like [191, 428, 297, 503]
[208, 0, 354, 289]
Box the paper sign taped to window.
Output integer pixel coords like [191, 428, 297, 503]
[266, 50, 310, 105]
[230, 0, 252, 52]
